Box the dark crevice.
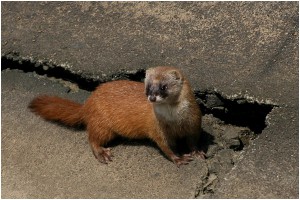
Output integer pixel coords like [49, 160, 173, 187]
[195, 91, 277, 134]
[1, 53, 145, 91]
[2, 54, 277, 134]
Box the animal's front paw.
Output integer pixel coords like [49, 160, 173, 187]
[94, 147, 113, 164]
[171, 154, 194, 167]
[191, 150, 206, 159]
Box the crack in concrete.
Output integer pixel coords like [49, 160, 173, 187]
[2, 52, 146, 91]
[195, 90, 277, 134]
[2, 53, 277, 135]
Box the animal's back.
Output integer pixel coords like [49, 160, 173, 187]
[82, 80, 155, 138]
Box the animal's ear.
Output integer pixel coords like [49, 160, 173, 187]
[169, 70, 182, 81]
[145, 69, 150, 81]
[145, 68, 153, 79]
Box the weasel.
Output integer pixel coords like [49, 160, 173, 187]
[29, 66, 204, 167]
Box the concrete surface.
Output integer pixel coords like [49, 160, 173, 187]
[1, 1, 299, 198]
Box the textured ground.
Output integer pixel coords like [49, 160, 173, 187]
[1, 2, 298, 198]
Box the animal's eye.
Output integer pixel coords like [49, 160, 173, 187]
[160, 85, 167, 91]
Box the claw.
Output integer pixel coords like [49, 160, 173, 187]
[94, 147, 113, 164]
[191, 150, 206, 159]
[172, 155, 193, 167]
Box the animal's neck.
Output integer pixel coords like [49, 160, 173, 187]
[153, 99, 189, 122]
[153, 82, 193, 122]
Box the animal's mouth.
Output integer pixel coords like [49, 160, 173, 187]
[147, 95, 164, 103]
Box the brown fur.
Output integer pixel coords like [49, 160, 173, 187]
[29, 66, 204, 166]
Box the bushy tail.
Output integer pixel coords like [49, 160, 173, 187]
[29, 95, 84, 126]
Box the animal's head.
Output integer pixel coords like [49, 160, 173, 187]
[145, 66, 184, 104]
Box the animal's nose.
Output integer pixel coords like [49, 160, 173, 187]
[148, 95, 156, 102]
